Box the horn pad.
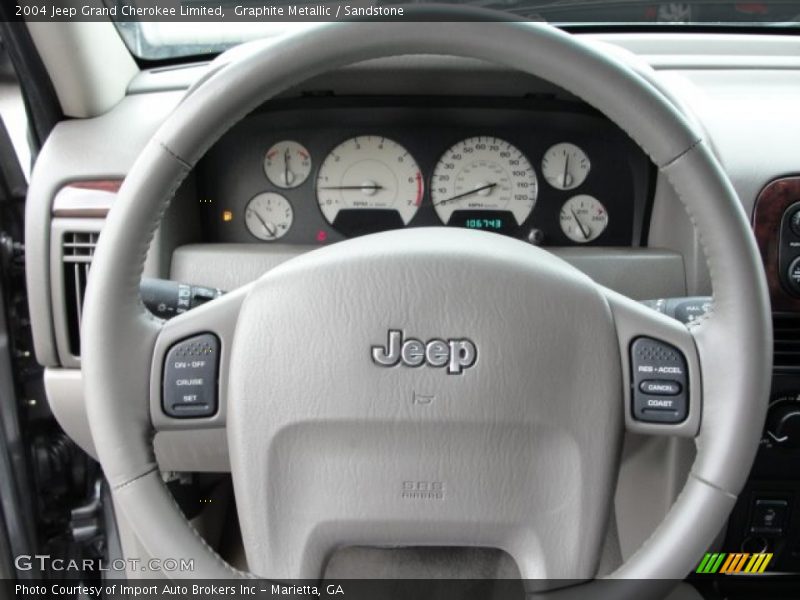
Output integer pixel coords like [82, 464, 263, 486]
[227, 228, 623, 580]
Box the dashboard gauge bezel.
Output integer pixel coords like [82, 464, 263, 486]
[198, 98, 651, 247]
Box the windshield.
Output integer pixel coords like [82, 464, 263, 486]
[109, 1, 800, 60]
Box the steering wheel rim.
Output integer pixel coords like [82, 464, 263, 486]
[81, 21, 771, 593]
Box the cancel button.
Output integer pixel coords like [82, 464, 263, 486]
[639, 380, 681, 396]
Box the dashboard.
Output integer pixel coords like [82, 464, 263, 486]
[196, 98, 653, 247]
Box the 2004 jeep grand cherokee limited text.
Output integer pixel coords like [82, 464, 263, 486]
[0, 1, 799, 599]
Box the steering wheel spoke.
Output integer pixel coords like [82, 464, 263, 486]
[603, 288, 702, 438]
[149, 284, 250, 431]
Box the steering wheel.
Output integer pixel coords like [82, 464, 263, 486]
[81, 22, 771, 596]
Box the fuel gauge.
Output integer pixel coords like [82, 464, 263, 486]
[245, 192, 293, 241]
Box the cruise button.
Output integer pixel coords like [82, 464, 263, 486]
[163, 333, 219, 418]
[639, 380, 681, 396]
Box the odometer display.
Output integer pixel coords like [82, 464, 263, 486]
[431, 137, 538, 227]
[450, 210, 515, 235]
[465, 218, 504, 230]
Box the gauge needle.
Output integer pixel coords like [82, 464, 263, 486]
[283, 148, 291, 185]
[562, 154, 570, 189]
[319, 184, 385, 191]
[254, 211, 277, 238]
[571, 209, 590, 240]
[435, 183, 497, 206]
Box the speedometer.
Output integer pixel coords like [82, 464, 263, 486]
[316, 136, 423, 236]
[431, 137, 538, 231]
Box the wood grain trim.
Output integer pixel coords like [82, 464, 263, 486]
[752, 176, 800, 312]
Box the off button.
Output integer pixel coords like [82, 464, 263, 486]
[639, 380, 681, 396]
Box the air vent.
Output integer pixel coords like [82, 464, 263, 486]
[773, 313, 800, 371]
[61, 231, 99, 356]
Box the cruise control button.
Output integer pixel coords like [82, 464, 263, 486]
[631, 338, 688, 424]
[163, 333, 219, 418]
[639, 380, 681, 396]
[641, 397, 679, 410]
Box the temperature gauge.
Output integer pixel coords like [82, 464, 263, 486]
[264, 140, 312, 189]
[559, 195, 608, 243]
[245, 192, 293, 241]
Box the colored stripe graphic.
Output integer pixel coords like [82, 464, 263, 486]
[719, 553, 740, 573]
[695, 553, 713, 573]
[696, 552, 773, 574]
[754, 553, 773, 573]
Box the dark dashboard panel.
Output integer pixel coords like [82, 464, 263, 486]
[752, 176, 800, 312]
[197, 97, 653, 247]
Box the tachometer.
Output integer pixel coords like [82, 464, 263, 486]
[316, 136, 423, 235]
[431, 136, 537, 231]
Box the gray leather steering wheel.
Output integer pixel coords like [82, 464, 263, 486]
[81, 22, 772, 595]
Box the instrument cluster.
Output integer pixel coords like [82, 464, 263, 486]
[198, 100, 651, 247]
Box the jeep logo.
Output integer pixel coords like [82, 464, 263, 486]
[371, 330, 477, 374]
